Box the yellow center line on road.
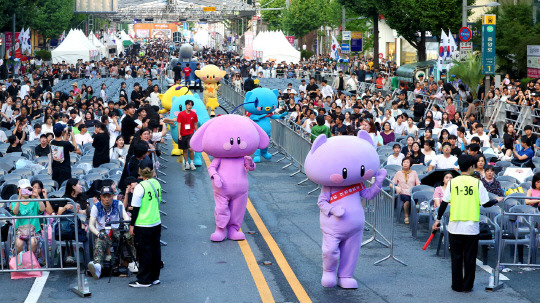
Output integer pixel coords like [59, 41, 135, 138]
[201, 153, 274, 303]
[201, 152, 312, 303]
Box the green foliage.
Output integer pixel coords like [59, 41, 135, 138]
[34, 50, 51, 61]
[260, 0, 286, 31]
[301, 49, 314, 60]
[320, 0, 343, 28]
[376, 0, 471, 61]
[449, 54, 483, 99]
[471, 3, 540, 78]
[33, 0, 74, 39]
[282, 0, 323, 38]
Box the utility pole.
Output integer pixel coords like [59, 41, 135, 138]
[342, 5, 346, 31]
[12, 14, 15, 59]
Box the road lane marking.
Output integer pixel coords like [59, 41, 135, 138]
[201, 153, 274, 303]
[24, 271, 49, 303]
[476, 259, 509, 280]
[245, 200, 312, 303]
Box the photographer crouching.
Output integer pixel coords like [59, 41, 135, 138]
[87, 186, 134, 279]
[128, 158, 162, 288]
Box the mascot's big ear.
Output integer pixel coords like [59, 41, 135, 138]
[190, 119, 214, 152]
[245, 91, 253, 101]
[249, 119, 270, 149]
[220, 70, 227, 78]
[272, 89, 279, 98]
[194, 70, 201, 78]
[357, 130, 375, 147]
[310, 134, 327, 155]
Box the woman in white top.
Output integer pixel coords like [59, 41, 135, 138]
[100, 83, 107, 103]
[387, 144, 405, 166]
[422, 140, 437, 165]
[149, 85, 161, 107]
[431, 104, 442, 122]
[74, 124, 94, 145]
[110, 136, 128, 164]
[346, 75, 358, 94]
[41, 116, 54, 135]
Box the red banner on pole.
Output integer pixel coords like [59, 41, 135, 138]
[4, 32, 21, 59]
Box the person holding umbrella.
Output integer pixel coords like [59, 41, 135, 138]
[432, 155, 502, 292]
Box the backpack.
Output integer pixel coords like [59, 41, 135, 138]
[54, 210, 87, 242]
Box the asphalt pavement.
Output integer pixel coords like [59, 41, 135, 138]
[1, 95, 539, 302]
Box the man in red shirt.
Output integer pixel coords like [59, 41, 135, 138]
[177, 99, 198, 170]
[182, 64, 192, 84]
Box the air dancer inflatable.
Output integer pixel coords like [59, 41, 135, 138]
[194, 64, 226, 116]
[191, 115, 269, 241]
[304, 131, 387, 289]
[244, 88, 287, 163]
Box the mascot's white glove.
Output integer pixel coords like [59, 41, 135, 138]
[329, 207, 345, 217]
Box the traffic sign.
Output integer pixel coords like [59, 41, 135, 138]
[459, 27, 472, 42]
[481, 15, 496, 75]
[341, 43, 350, 53]
[203, 7, 216, 11]
[379, 53, 383, 59]
[342, 31, 351, 40]
[460, 42, 472, 59]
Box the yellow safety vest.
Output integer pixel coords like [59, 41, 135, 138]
[449, 175, 481, 222]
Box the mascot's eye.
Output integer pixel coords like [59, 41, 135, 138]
[213, 75, 215, 78]
[206, 75, 209, 78]
[342, 168, 347, 179]
[237, 137, 241, 144]
[360, 165, 365, 177]
[230, 138, 234, 145]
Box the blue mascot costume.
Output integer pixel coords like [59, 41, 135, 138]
[244, 88, 287, 163]
[169, 94, 210, 166]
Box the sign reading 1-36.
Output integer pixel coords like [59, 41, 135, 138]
[481, 14, 496, 75]
[459, 27, 472, 42]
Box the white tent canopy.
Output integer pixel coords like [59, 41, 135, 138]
[110, 32, 124, 54]
[51, 29, 99, 64]
[193, 29, 209, 48]
[102, 33, 117, 56]
[89, 31, 106, 58]
[253, 31, 300, 64]
[120, 30, 133, 42]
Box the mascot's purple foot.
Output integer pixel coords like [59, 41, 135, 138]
[338, 277, 358, 289]
[227, 227, 245, 241]
[210, 228, 227, 242]
[321, 271, 337, 288]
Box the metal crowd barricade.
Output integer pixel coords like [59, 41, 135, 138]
[362, 178, 407, 266]
[221, 79, 246, 112]
[489, 196, 540, 291]
[0, 198, 90, 297]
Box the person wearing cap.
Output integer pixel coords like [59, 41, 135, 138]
[72, 82, 81, 97]
[51, 122, 81, 187]
[432, 155, 503, 292]
[129, 158, 162, 288]
[11, 179, 51, 255]
[87, 186, 133, 280]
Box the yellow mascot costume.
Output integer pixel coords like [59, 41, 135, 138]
[194, 65, 226, 116]
[159, 85, 193, 156]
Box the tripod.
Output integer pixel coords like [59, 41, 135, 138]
[105, 221, 138, 283]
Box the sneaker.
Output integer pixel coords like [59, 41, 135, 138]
[87, 262, 101, 279]
[184, 162, 190, 170]
[190, 162, 196, 170]
[65, 256, 75, 265]
[128, 262, 139, 273]
[152, 280, 161, 285]
[129, 280, 152, 288]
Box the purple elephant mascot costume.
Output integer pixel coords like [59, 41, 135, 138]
[191, 115, 269, 242]
[304, 131, 387, 289]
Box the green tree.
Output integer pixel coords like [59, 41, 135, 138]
[449, 54, 483, 99]
[470, 3, 540, 78]
[338, 0, 380, 69]
[260, 0, 286, 31]
[0, 0, 38, 32]
[376, 0, 472, 62]
[32, 0, 74, 39]
[281, 0, 323, 38]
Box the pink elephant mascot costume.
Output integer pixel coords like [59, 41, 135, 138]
[304, 131, 387, 289]
[191, 115, 269, 242]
